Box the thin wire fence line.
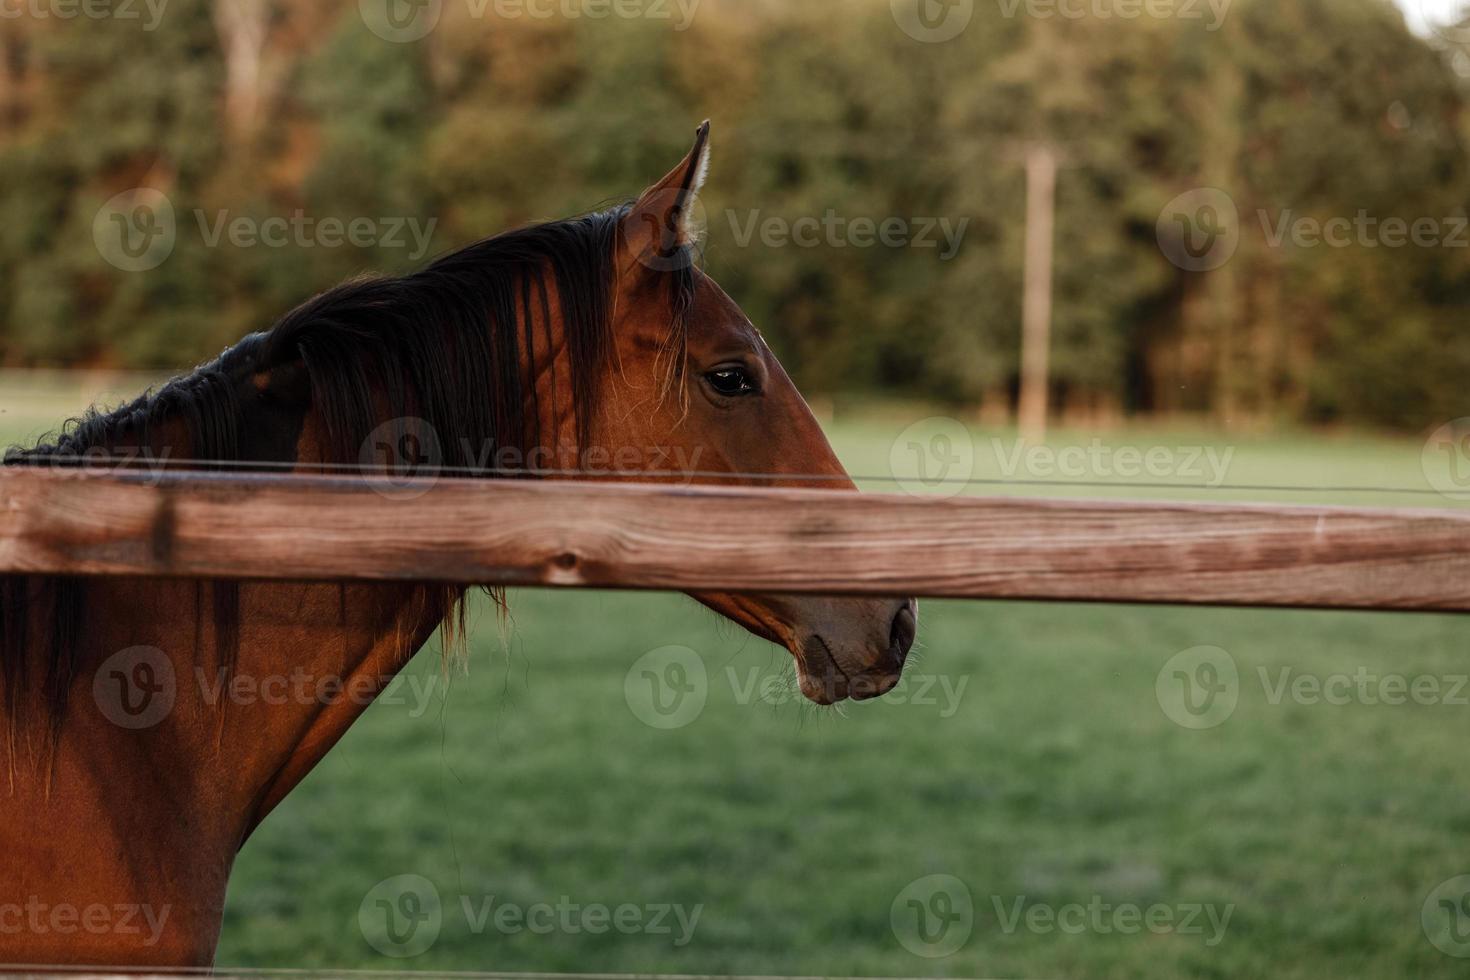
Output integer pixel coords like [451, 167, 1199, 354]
[0, 969, 1037, 980]
[0, 453, 1458, 498]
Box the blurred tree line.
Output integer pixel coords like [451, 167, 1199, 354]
[0, 0, 1467, 430]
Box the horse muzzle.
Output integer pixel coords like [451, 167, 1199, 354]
[793, 598, 918, 705]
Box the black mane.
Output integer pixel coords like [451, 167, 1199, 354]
[2, 202, 696, 745]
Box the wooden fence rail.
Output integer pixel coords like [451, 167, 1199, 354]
[1, 467, 1469, 612]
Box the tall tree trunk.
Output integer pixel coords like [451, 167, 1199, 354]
[215, 0, 270, 150]
[1019, 142, 1058, 442]
[1202, 27, 1244, 428]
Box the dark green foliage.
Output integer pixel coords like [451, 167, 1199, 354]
[0, 0, 1465, 429]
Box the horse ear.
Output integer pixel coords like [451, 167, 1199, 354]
[621, 120, 711, 272]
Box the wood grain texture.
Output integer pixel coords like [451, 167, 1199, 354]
[2, 467, 1469, 611]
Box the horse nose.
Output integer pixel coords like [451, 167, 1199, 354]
[888, 600, 918, 665]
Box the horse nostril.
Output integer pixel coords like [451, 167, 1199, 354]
[888, 603, 917, 663]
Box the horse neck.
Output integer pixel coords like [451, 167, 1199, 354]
[6, 570, 446, 966]
[0, 375, 461, 965]
[1, 268, 602, 963]
[90, 284, 588, 804]
[216, 286, 592, 823]
[185, 362, 475, 822]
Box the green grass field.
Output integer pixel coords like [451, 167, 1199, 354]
[6, 374, 1470, 978]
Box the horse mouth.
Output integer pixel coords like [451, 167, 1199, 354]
[796, 635, 902, 706]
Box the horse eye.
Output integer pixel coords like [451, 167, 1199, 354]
[705, 367, 756, 397]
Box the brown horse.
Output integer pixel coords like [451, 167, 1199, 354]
[0, 123, 917, 967]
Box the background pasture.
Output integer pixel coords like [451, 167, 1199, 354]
[6, 0, 1470, 971]
[6, 376, 1470, 978]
